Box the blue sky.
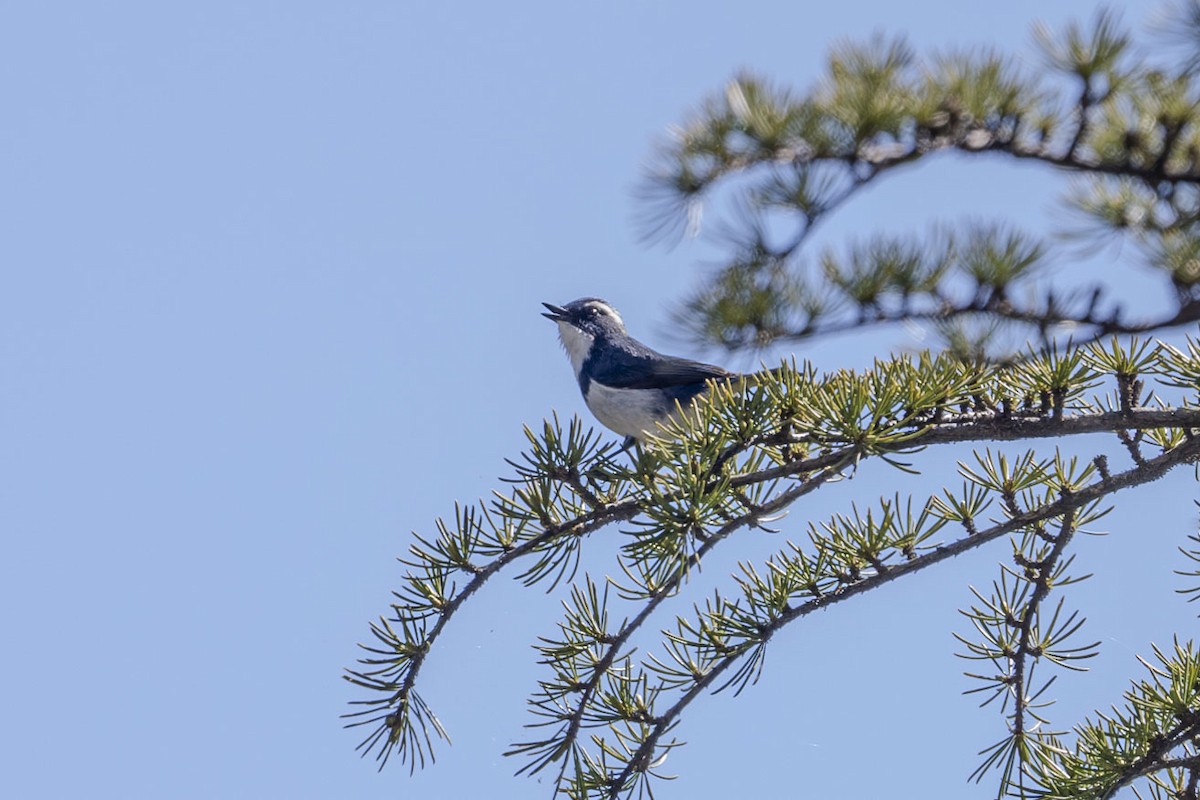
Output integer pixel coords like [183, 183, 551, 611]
[2, 2, 1188, 798]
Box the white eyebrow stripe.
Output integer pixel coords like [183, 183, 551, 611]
[586, 301, 623, 327]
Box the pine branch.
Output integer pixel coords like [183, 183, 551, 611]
[1029, 639, 1200, 799]
[352, 337, 1200, 786]
[507, 455, 853, 789]
[645, 10, 1200, 358]
[606, 437, 1200, 797]
[749, 292, 1200, 353]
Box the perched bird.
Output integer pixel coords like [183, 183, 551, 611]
[542, 297, 736, 447]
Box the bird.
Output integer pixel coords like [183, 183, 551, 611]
[542, 297, 738, 448]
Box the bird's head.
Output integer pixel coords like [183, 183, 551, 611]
[542, 297, 628, 374]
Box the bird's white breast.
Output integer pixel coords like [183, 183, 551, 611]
[585, 382, 677, 440]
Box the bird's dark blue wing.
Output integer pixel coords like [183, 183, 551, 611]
[609, 358, 730, 389]
[583, 341, 730, 390]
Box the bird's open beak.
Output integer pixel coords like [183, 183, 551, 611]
[542, 302, 569, 322]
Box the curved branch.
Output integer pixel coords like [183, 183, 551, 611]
[344, 489, 643, 763]
[746, 295, 1200, 354]
[1100, 723, 1200, 800]
[511, 454, 855, 788]
[525, 407, 1200, 786]
[351, 403, 1200, 769]
[609, 437, 1200, 796]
